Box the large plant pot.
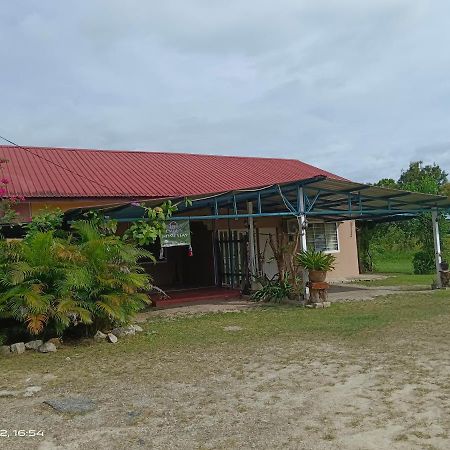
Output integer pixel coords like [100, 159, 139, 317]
[308, 270, 327, 282]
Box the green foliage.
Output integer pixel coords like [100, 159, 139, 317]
[398, 161, 448, 194]
[124, 201, 177, 245]
[251, 275, 293, 303]
[0, 222, 154, 336]
[82, 210, 118, 235]
[412, 250, 435, 275]
[375, 178, 398, 189]
[0, 201, 18, 225]
[295, 249, 336, 272]
[441, 183, 450, 197]
[359, 160, 449, 274]
[356, 222, 377, 272]
[24, 208, 64, 236]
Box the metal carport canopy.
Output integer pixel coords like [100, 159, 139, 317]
[64, 175, 450, 223]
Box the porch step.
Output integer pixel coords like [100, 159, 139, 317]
[152, 288, 241, 307]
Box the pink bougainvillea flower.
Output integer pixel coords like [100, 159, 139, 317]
[0, 178, 9, 184]
[0, 187, 6, 196]
[19, 196, 26, 201]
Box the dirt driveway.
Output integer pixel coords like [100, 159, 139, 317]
[1, 293, 449, 450]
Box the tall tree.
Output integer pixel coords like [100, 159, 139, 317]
[398, 161, 448, 194]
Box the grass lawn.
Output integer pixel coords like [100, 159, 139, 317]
[360, 249, 438, 287]
[2, 291, 450, 449]
[371, 235, 450, 276]
[373, 250, 416, 274]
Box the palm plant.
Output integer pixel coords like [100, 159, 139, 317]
[295, 250, 336, 272]
[70, 221, 153, 329]
[0, 231, 81, 334]
[0, 222, 154, 335]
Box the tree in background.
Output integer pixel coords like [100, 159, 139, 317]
[359, 161, 449, 274]
[440, 182, 450, 198]
[398, 161, 447, 193]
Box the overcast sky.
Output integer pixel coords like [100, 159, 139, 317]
[1, 1, 450, 182]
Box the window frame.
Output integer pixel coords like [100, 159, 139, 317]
[306, 221, 340, 254]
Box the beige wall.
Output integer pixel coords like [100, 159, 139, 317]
[327, 221, 360, 281]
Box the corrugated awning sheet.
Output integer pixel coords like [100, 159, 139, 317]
[64, 176, 450, 223]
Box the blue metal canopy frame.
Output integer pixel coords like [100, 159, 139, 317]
[64, 175, 450, 223]
[61, 175, 450, 291]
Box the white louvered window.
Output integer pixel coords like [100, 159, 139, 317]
[306, 222, 339, 253]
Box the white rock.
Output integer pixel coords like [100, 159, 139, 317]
[111, 326, 135, 337]
[94, 331, 107, 341]
[132, 325, 143, 332]
[24, 386, 42, 397]
[47, 337, 62, 348]
[323, 301, 331, 308]
[38, 342, 57, 353]
[10, 342, 26, 354]
[0, 345, 11, 356]
[107, 333, 118, 343]
[25, 340, 44, 350]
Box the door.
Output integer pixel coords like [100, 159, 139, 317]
[217, 230, 248, 288]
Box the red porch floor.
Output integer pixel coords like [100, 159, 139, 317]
[152, 287, 241, 307]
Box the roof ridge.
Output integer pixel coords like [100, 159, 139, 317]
[0, 145, 301, 162]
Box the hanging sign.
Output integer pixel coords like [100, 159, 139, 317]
[161, 220, 191, 248]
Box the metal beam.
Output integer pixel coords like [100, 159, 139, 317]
[307, 209, 430, 216]
[247, 201, 257, 288]
[432, 208, 442, 288]
[169, 211, 298, 221]
[298, 186, 308, 300]
[104, 206, 447, 223]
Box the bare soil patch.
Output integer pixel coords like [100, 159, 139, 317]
[1, 294, 450, 449]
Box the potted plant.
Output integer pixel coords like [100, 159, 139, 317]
[295, 249, 336, 282]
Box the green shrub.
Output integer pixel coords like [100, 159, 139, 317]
[251, 276, 293, 303]
[0, 222, 154, 336]
[295, 250, 336, 271]
[413, 250, 435, 274]
[24, 207, 64, 235]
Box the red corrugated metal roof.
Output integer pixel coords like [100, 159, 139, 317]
[0, 145, 345, 198]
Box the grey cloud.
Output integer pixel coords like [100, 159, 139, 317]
[1, 1, 450, 183]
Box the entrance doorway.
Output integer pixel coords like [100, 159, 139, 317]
[144, 222, 215, 289]
[217, 230, 248, 288]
